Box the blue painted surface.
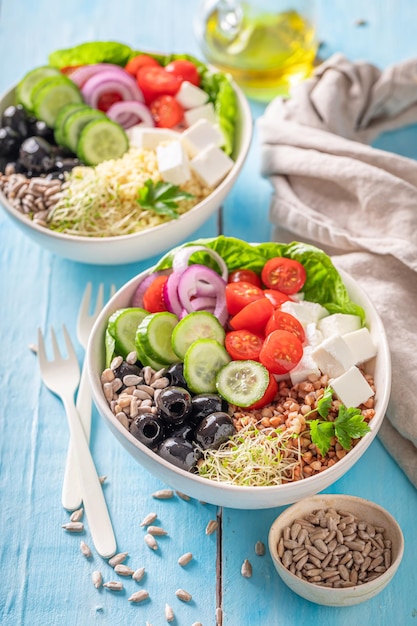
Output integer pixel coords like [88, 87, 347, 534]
[0, 1, 417, 624]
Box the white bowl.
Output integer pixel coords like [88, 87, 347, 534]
[87, 248, 391, 509]
[268, 494, 404, 606]
[0, 82, 252, 265]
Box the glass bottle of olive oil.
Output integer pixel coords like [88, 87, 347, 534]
[195, 0, 317, 102]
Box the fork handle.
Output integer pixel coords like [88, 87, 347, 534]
[62, 395, 117, 559]
[61, 362, 92, 511]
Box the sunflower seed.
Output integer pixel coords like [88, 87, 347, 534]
[103, 581, 124, 591]
[192, 623, 203, 626]
[140, 512, 158, 527]
[99, 475, 107, 484]
[175, 491, 191, 501]
[151, 376, 170, 389]
[91, 571, 102, 588]
[128, 589, 149, 603]
[114, 563, 135, 576]
[176, 588, 192, 602]
[143, 366, 153, 385]
[70, 507, 84, 522]
[165, 603, 174, 622]
[147, 525, 168, 536]
[205, 519, 218, 535]
[62, 522, 84, 532]
[28, 343, 38, 354]
[178, 552, 193, 567]
[152, 489, 174, 499]
[241, 559, 252, 578]
[108, 552, 128, 567]
[255, 541, 265, 556]
[144, 533, 158, 550]
[132, 567, 146, 582]
[80, 541, 92, 558]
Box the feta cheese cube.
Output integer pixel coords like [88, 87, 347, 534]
[181, 119, 225, 158]
[290, 346, 321, 385]
[330, 365, 375, 408]
[184, 102, 217, 126]
[310, 334, 355, 378]
[342, 327, 377, 365]
[280, 301, 329, 327]
[127, 126, 179, 150]
[175, 81, 209, 109]
[156, 140, 190, 185]
[190, 144, 234, 187]
[304, 323, 323, 348]
[318, 313, 361, 339]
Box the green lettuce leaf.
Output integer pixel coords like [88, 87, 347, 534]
[48, 41, 133, 68]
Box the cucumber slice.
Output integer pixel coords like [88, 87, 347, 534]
[216, 360, 269, 407]
[76, 118, 128, 165]
[107, 307, 148, 359]
[63, 107, 106, 153]
[32, 75, 83, 127]
[171, 311, 226, 360]
[105, 328, 116, 369]
[136, 312, 179, 365]
[54, 103, 90, 147]
[16, 65, 61, 112]
[183, 338, 230, 394]
[134, 329, 168, 370]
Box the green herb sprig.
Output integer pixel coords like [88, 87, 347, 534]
[137, 179, 194, 219]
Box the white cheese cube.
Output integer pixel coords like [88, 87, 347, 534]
[318, 313, 361, 339]
[175, 81, 209, 109]
[156, 140, 190, 185]
[310, 334, 355, 378]
[190, 144, 234, 187]
[330, 365, 375, 408]
[304, 323, 323, 348]
[342, 327, 377, 365]
[290, 347, 321, 386]
[181, 119, 225, 158]
[280, 301, 329, 327]
[127, 126, 179, 150]
[184, 102, 217, 126]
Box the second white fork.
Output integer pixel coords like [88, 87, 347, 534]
[62, 283, 116, 511]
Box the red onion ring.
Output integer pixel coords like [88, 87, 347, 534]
[69, 63, 129, 88]
[172, 245, 228, 281]
[107, 101, 155, 129]
[81, 70, 144, 107]
[163, 271, 182, 316]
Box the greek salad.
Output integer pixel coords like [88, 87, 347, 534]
[101, 237, 378, 486]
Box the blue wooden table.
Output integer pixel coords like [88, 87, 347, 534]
[1, 2, 416, 624]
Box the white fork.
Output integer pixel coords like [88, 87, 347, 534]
[37, 326, 116, 558]
[62, 283, 116, 512]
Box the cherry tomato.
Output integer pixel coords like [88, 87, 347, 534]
[259, 330, 303, 375]
[136, 66, 182, 103]
[60, 65, 83, 76]
[245, 373, 278, 410]
[263, 288, 291, 308]
[261, 257, 307, 295]
[228, 269, 262, 288]
[225, 281, 265, 316]
[150, 95, 184, 128]
[165, 59, 200, 86]
[265, 310, 305, 343]
[229, 298, 274, 335]
[225, 330, 264, 361]
[96, 91, 124, 112]
[125, 54, 160, 77]
[142, 275, 168, 313]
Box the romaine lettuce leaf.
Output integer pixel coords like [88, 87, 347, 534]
[48, 41, 133, 68]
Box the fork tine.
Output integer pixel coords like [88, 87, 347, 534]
[62, 325, 78, 363]
[37, 328, 47, 364]
[78, 282, 92, 322]
[110, 284, 117, 298]
[50, 327, 61, 361]
[92, 283, 104, 318]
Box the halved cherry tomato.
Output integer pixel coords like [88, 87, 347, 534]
[228, 269, 262, 288]
[245, 373, 278, 410]
[136, 66, 182, 103]
[60, 65, 83, 76]
[142, 275, 168, 313]
[265, 310, 305, 343]
[225, 281, 265, 316]
[261, 257, 306, 295]
[97, 91, 124, 112]
[125, 54, 160, 77]
[259, 330, 303, 375]
[165, 59, 200, 86]
[150, 95, 184, 128]
[263, 288, 291, 308]
[229, 298, 274, 335]
[225, 330, 264, 361]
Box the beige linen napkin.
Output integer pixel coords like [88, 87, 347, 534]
[258, 53, 417, 488]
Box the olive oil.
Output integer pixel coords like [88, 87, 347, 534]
[199, 2, 317, 101]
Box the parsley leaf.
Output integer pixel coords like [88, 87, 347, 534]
[137, 179, 194, 219]
[317, 386, 333, 418]
[309, 419, 335, 457]
[334, 405, 371, 450]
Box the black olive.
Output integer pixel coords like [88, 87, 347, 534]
[165, 362, 188, 389]
[4, 160, 28, 175]
[113, 361, 142, 390]
[28, 119, 55, 143]
[194, 412, 236, 450]
[54, 157, 83, 172]
[130, 412, 165, 447]
[157, 437, 197, 471]
[0, 126, 21, 159]
[165, 420, 195, 441]
[157, 386, 192, 424]
[1, 105, 29, 138]
[191, 393, 229, 424]
[19, 136, 55, 173]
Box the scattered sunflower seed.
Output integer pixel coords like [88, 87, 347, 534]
[165, 603, 174, 622]
[205, 519, 218, 535]
[178, 552, 193, 567]
[255, 540, 266, 556]
[241, 559, 253, 578]
[132, 566, 146, 582]
[70, 507, 84, 522]
[80, 541, 92, 558]
[140, 512, 158, 527]
[108, 552, 128, 567]
[114, 563, 135, 577]
[144, 533, 158, 550]
[128, 589, 149, 603]
[28, 343, 38, 354]
[152, 489, 174, 499]
[103, 581, 124, 591]
[192, 623, 203, 626]
[147, 525, 168, 536]
[99, 476, 107, 484]
[62, 522, 84, 533]
[146, 622, 153, 626]
[92, 571, 103, 589]
[176, 491, 191, 501]
[176, 588, 192, 602]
